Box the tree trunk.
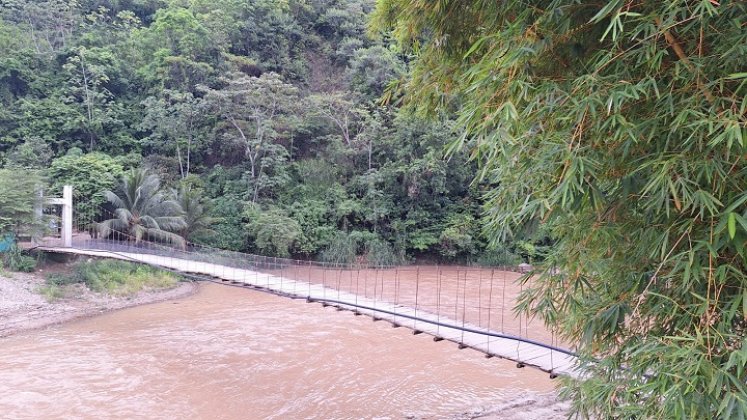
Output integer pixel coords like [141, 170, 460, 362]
[79, 53, 95, 151]
[176, 142, 184, 179]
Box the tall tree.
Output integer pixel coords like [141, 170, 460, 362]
[374, 1, 747, 418]
[62, 46, 119, 151]
[135, 5, 218, 90]
[201, 72, 300, 203]
[141, 90, 206, 179]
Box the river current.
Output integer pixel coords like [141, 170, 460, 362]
[0, 282, 557, 419]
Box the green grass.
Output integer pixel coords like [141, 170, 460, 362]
[37, 284, 68, 302]
[45, 259, 179, 296]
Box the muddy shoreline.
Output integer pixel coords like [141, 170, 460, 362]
[0, 270, 198, 339]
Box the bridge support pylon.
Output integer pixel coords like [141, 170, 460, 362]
[62, 186, 72, 248]
[42, 185, 73, 248]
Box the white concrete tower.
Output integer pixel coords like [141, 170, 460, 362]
[62, 185, 73, 247]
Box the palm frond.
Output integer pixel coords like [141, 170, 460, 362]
[104, 190, 126, 209]
[114, 208, 132, 225]
[146, 228, 186, 249]
[102, 168, 187, 249]
[155, 215, 188, 232]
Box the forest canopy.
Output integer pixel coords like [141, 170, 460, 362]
[0, 0, 532, 266]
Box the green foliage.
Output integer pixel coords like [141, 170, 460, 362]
[98, 168, 187, 246]
[476, 246, 522, 267]
[319, 231, 357, 265]
[134, 5, 217, 89]
[45, 259, 177, 295]
[201, 71, 300, 203]
[37, 283, 67, 302]
[0, 168, 45, 234]
[364, 237, 399, 267]
[62, 46, 121, 151]
[48, 151, 125, 217]
[199, 195, 246, 251]
[0, 0, 524, 265]
[140, 90, 207, 179]
[438, 214, 477, 260]
[174, 183, 215, 242]
[1, 246, 37, 272]
[245, 205, 304, 258]
[285, 196, 337, 255]
[319, 230, 401, 267]
[376, 0, 747, 417]
[347, 45, 404, 101]
[5, 137, 53, 168]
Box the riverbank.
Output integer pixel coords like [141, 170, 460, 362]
[0, 267, 198, 338]
[463, 393, 570, 419]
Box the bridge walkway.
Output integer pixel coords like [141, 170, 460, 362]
[35, 245, 578, 378]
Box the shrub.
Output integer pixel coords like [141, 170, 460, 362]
[319, 232, 357, 265]
[364, 238, 401, 267]
[2, 246, 37, 272]
[37, 284, 67, 302]
[438, 226, 474, 259]
[45, 272, 81, 286]
[245, 206, 304, 257]
[477, 246, 522, 267]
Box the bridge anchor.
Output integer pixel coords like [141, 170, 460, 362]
[412, 330, 423, 335]
[433, 337, 444, 342]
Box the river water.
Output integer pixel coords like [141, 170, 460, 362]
[0, 283, 558, 419]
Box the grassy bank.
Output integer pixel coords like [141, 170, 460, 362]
[41, 260, 178, 300]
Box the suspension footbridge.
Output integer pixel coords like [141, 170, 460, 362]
[23, 187, 579, 378]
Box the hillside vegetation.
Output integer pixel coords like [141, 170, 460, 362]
[0, 0, 531, 265]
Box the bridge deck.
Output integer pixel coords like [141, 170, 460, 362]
[37, 246, 578, 377]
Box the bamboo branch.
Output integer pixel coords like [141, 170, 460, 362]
[656, 17, 715, 104]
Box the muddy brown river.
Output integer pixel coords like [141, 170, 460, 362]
[0, 282, 558, 419]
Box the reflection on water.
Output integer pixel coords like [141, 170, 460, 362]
[0, 283, 555, 419]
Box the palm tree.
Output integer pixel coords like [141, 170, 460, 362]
[98, 169, 187, 248]
[174, 185, 216, 241]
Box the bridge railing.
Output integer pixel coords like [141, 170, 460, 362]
[31, 206, 577, 375]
